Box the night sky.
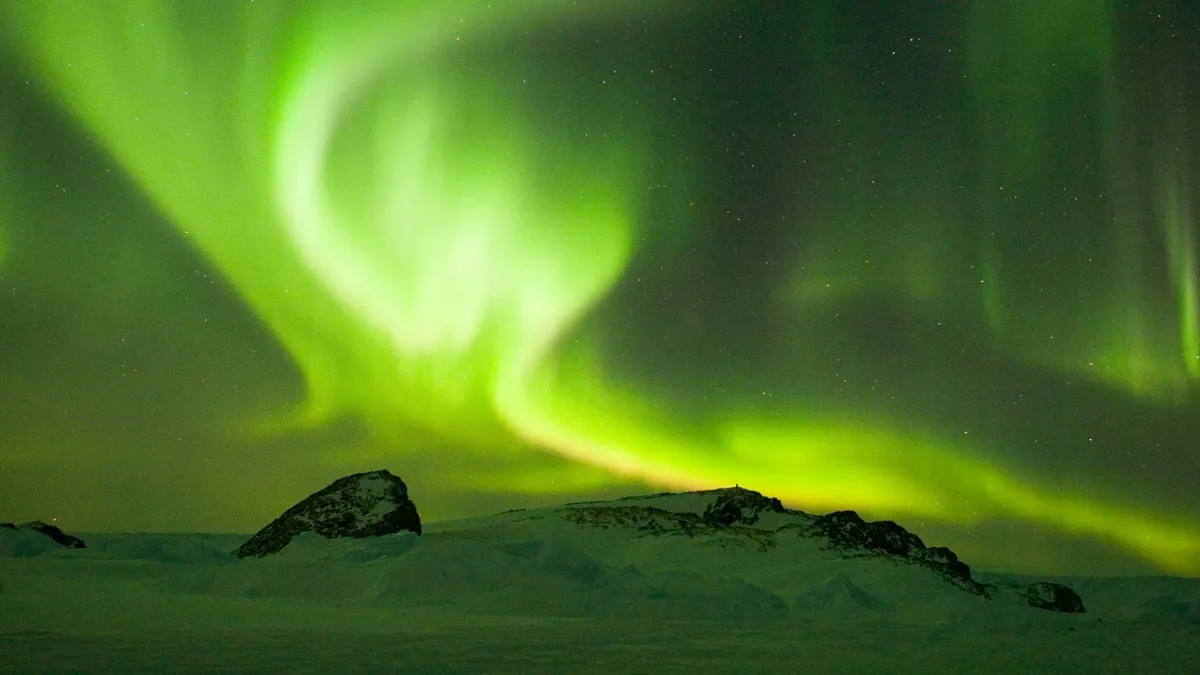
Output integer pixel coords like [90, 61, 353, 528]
[1, 1, 1198, 576]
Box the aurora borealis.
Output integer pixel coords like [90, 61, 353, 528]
[1, 1, 1198, 576]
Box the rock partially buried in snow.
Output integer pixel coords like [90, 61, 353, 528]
[702, 487, 786, 526]
[563, 486, 1087, 614]
[234, 470, 421, 558]
[1024, 582, 1085, 613]
[798, 509, 984, 595]
[0, 521, 87, 553]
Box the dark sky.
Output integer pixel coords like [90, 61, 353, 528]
[1, 1, 1198, 576]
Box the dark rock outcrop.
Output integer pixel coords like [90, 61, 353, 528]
[779, 508, 1091, 612]
[1025, 582, 1086, 613]
[0, 521, 86, 549]
[562, 487, 1086, 613]
[799, 510, 984, 595]
[565, 506, 703, 534]
[810, 511, 926, 556]
[234, 470, 421, 559]
[563, 504, 778, 551]
[702, 487, 786, 526]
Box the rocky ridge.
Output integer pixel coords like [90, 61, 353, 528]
[0, 521, 86, 549]
[234, 469, 421, 558]
[561, 486, 1085, 613]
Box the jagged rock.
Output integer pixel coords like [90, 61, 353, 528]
[811, 511, 926, 556]
[800, 510, 986, 595]
[702, 487, 786, 526]
[234, 470, 421, 558]
[565, 506, 704, 535]
[562, 487, 1086, 614]
[914, 546, 977, 592]
[564, 504, 778, 551]
[0, 521, 86, 549]
[1025, 582, 1085, 613]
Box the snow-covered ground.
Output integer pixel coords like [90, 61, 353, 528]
[2, 491, 1197, 673]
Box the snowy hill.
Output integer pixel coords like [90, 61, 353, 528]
[1, 482, 1197, 673]
[0, 521, 86, 557]
[402, 486, 1083, 620]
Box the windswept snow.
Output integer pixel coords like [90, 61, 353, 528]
[2, 487, 1197, 673]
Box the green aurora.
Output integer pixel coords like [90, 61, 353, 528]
[0, 1, 1198, 576]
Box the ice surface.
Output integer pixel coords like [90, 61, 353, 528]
[2, 491, 1197, 673]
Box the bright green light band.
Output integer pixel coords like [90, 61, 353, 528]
[1, 0, 1197, 573]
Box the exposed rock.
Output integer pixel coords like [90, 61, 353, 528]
[564, 486, 1086, 614]
[791, 511, 1089, 612]
[914, 546, 978, 593]
[563, 504, 777, 551]
[702, 487, 786, 526]
[794, 509, 985, 595]
[810, 511, 926, 555]
[1025, 582, 1086, 613]
[564, 506, 704, 535]
[0, 521, 86, 549]
[234, 470, 421, 558]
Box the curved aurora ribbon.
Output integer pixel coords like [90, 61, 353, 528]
[273, 2, 646, 435]
[1, 1, 1197, 573]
